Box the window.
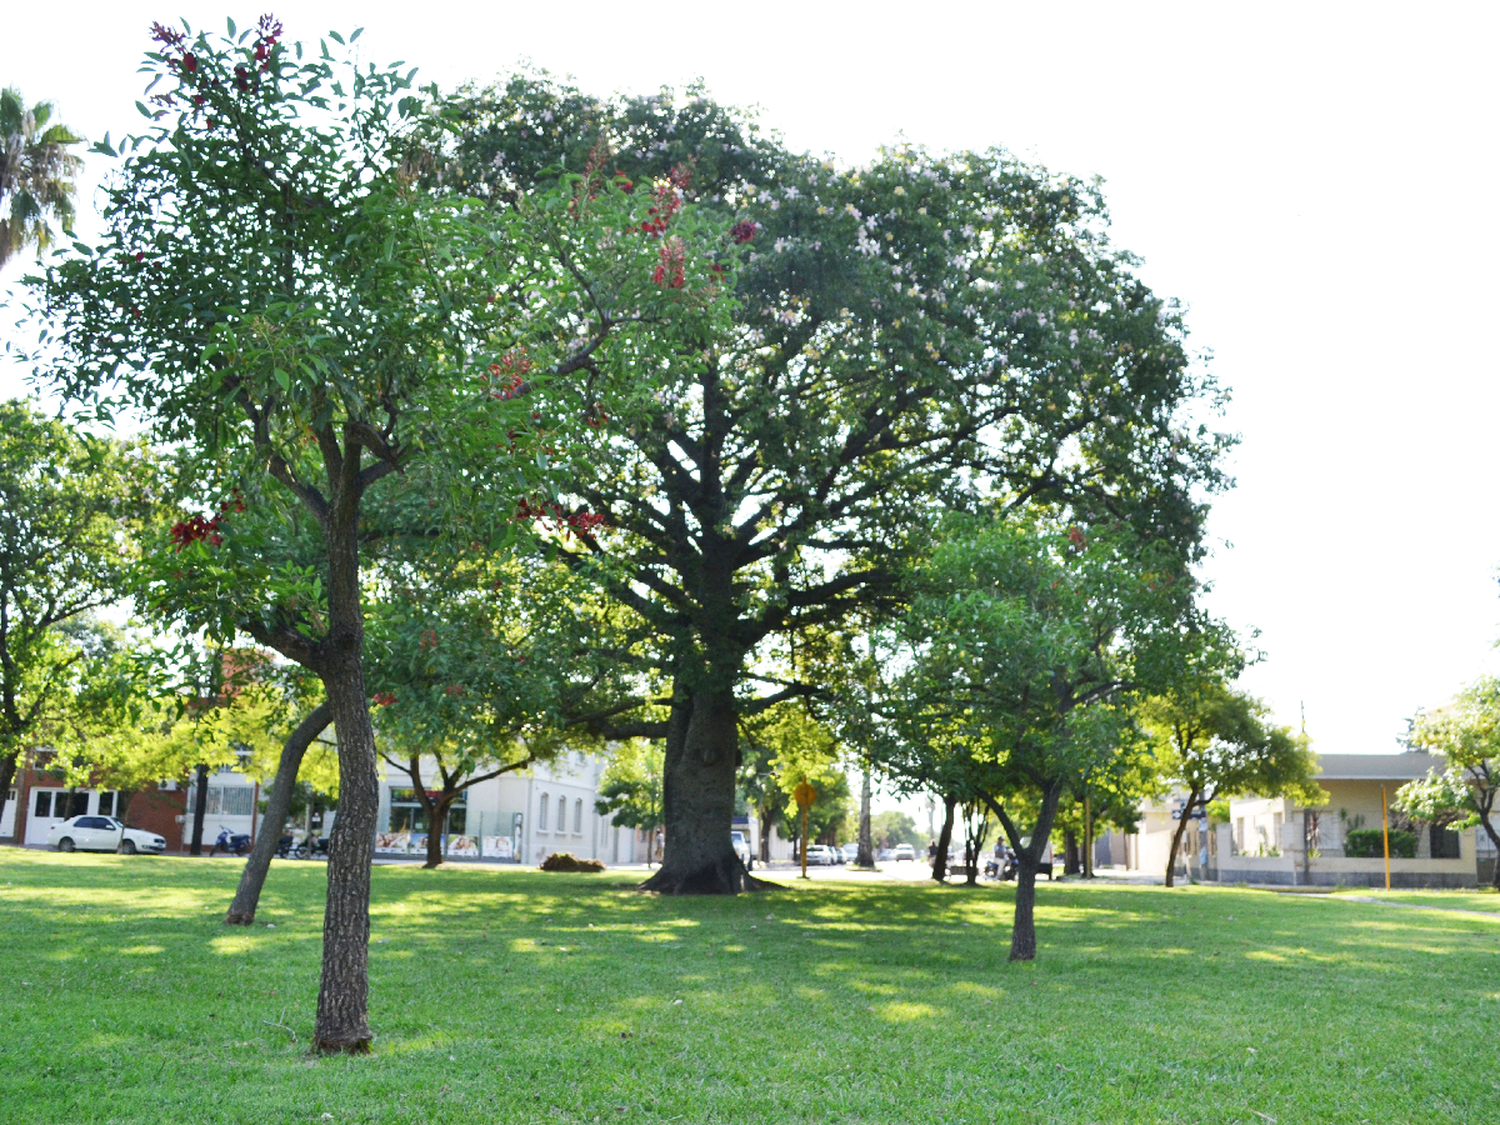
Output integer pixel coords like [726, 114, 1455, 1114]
[97, 791, 116, 818]
[538, 793, 549, 831]
[185, 785, 256, 817]
[1234, 817, 1244, 854]
[34, 790, 51, 818]
[558, 796, 567, 836]
[574, 798, 583, 834]
[1430, 824, 1462, 860]
[387, 789, 466, 834]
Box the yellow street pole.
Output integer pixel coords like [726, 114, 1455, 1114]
[800, 806, 809, 879]
[1381, 785, 1391, 891]
[794, 780, 817, 880]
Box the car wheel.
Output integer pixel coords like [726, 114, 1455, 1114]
[118, 840, 137, 856]
[58, 837, 75, 853]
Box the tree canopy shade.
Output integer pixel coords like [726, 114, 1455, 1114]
[440, 75, 1234, 895]
[882, 516, 1204, 959]
[1403, 677, 1500, 888]
[22, 22, 731, 1052]
[1142, 678, 1321, 887]
[0, 87, 84, 266]
[0, 401, 155, 827]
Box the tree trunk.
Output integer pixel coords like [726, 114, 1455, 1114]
[313, 651, 378, 1053]
[1164, 791, 1199, 889]
[189, 763, 209, 855]
[757, 806, 774, 863]
[225, 700, 332, 924]
[0, 751, 18, 836]
[424, 801, 450, 869]
[640, 686, 767, 894]
[1479, 810, 1500, 890]
[931, 794, 956, 882]
[1010, 862, 1039, 960]
[985, 780, 1064, 962]
[1064, 828, 1080, 875]
[1082, 792, 1094, 878]
[311, 475, 379, 1055]
[856, 765, 874, 867]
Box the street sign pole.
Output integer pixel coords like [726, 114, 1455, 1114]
[794, 781, 817, 880]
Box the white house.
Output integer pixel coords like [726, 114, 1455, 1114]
[374, 748, 649, 865]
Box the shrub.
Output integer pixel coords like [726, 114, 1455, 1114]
[540, 852, 605, 873]
[1344, 828, 1416, 859]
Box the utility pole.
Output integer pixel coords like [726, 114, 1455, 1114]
[856, 765, 874, 866]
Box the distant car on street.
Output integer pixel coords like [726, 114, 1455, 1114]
[47, 816, 167, 855]
[804, 844, 839, 866]
[731, 830, 755, 870]
[893, 843, 916, 861]
[840, 842, 860, 862]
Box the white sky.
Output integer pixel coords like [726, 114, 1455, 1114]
[4, 2, 1498, 783]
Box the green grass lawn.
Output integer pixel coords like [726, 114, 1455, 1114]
[2, 852, 1497, 1125]
[1330, 886, 1500, 913]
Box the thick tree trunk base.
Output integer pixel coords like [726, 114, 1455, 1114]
[312, 1036, 372, 1055]
[224, 911, 255, 926]
[639, 851, 773, 895]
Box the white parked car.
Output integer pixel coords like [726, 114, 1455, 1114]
[893, 843, 916, 861]
[730, 830, 755, 870]
[47, 816, 167, 855]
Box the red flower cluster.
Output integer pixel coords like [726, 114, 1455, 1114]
[419, 628, 439, 649]
[486, 349, 532, 400]
[1067, 525, 1086, 548]
[614, 170, 634, 193]
[652, 236, 687, 289]
[253, 14, 282, 71]
[444, 683, 466, 698]
[730, 221, 758, 244]
[515, 497, 607, 536]
[371, 692, 396, 707]
[170, 514, 223, 549]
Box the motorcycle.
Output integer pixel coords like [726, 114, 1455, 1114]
[212, 826, 252, 856]
[275, 834, 295, 858]
[294, 834, 332, 860]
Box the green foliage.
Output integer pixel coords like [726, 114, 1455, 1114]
[868, 810, 924, 851]
[1392, 767, 1476, 830]
[445, 74, 1233, 779]
[595, 740, 664, 836]
[0, 86, 84, 264]
[0, 402, 157, 782]
[1141, 677, 1325, 810]
[1344, 828, 1416, 859]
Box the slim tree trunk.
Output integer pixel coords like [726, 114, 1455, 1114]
[856, 765, 874, 867]
[313, 652, 378, 1053]
[425, 801, 450, 869]
[932, 794, 956, 882]
[1064, 828, 1080, 876]
[225, 700, 332, 924]
[1010, 862, 1039, 960]
[1164, 791, 1199, 889]
[1479, 809, 1500, 890]
[640, 686, 766, 894]
[0, 751, 18, 836]
[757, 806, 773, 863]
[312, 473, 379, 1054]
[189, 763, 209, 855]
[1082, 792, 1094, 879]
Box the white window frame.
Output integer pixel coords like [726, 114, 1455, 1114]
[538, 793, 549, 831]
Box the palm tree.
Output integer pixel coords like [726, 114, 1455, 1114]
[1, 87, 84, 267]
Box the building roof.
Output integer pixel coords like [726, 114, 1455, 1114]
[1313, 752, 1442, 781]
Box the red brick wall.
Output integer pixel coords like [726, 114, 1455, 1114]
[123, 788, 188, 852]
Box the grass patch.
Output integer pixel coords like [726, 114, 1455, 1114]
[1, 851, 1497, 1123]
[1330, 887, 1500, 914]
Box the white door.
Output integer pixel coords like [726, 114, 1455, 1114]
[27, 789, 83, 845]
